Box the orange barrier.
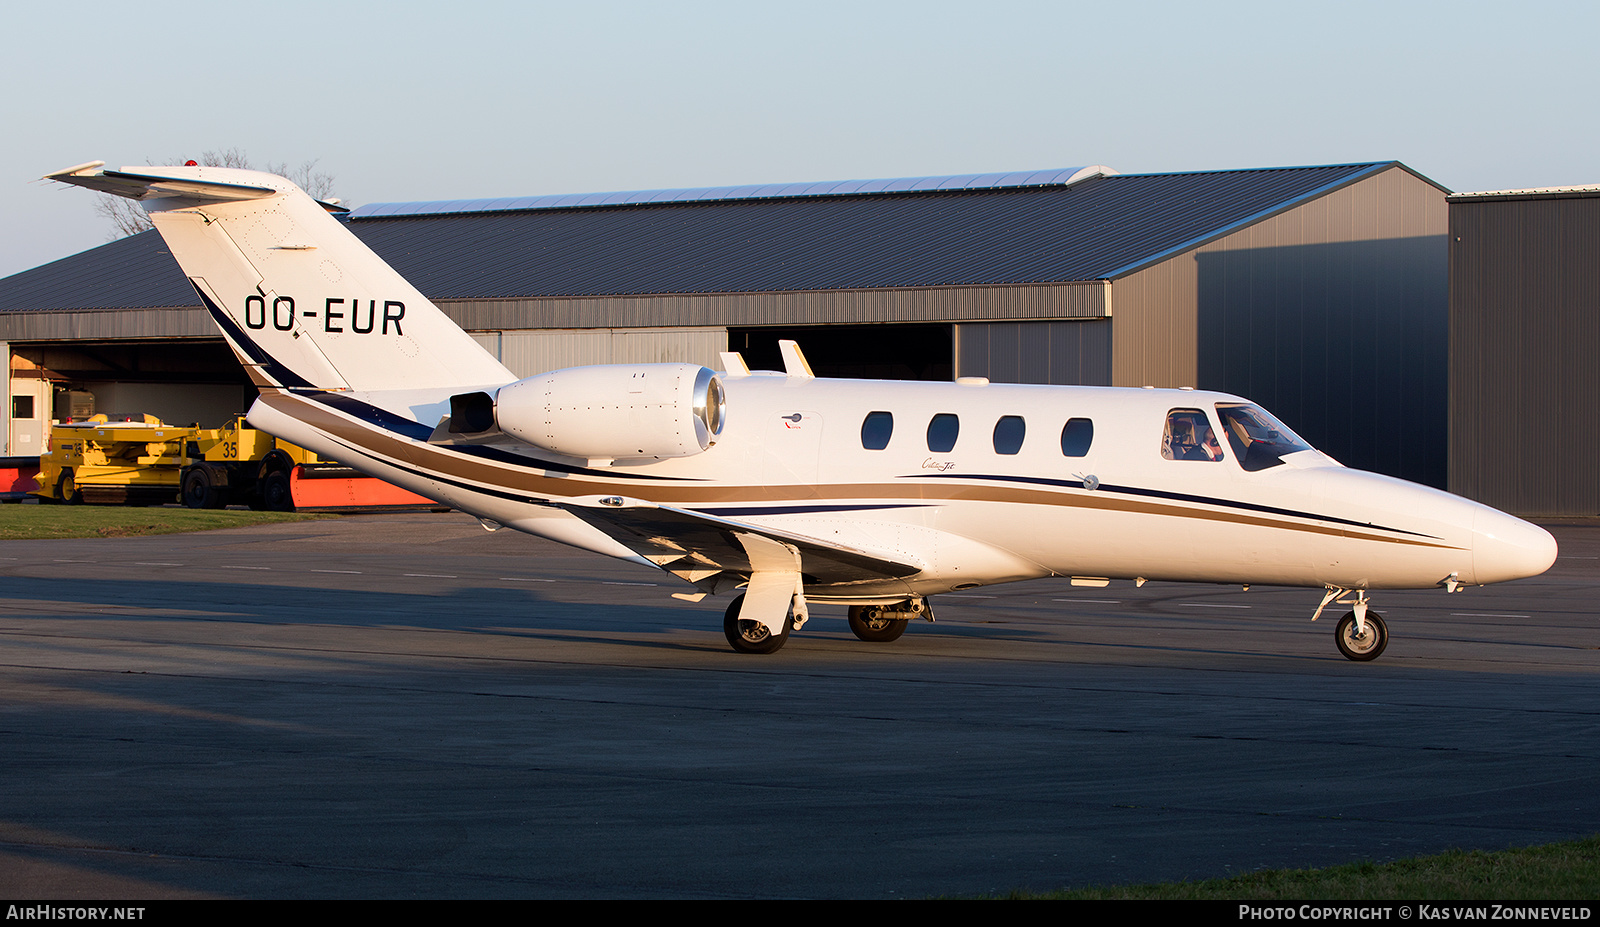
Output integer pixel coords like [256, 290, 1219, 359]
[0, 457, 40, 500]
[288, 466, 438, 510]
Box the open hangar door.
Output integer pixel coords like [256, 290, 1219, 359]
[728, 325, 953, 381]
[11, 339, 255, 433]
[956, 320, 1112, 386]
[727, 321, 1112, 386]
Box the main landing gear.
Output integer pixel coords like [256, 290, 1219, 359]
[723, 593, 793, 654]
[846, 600, 933, 642]
[1314, 587, 1389, 662]
[721, 594, 932, 653]
[847, 605, 908, 642]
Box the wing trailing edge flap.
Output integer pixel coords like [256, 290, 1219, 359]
[559, 498, 925, 592]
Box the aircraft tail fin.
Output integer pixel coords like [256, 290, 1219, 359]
[46, 162, 512, 393]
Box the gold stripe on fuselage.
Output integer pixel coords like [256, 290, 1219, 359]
[264, 392, 1462, 553]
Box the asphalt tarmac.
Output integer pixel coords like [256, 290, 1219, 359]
[0, 513, 1595, 899]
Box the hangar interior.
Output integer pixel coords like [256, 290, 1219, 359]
[0, 160, 1450, 488]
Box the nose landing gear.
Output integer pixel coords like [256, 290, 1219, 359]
[1314, 587, 1389, 662]
[1334, 609, 1388, 661]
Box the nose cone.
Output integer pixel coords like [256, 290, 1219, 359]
[1472, 509, 1558, 584]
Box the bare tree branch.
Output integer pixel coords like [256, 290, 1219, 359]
[278, 160, 337, 202]
[94, 195, 152, 239]
[199, 147, 254, 170]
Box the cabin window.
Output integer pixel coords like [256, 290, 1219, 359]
[861, 411, 894, 450]
[992, 416, 1026, 455]
[926, 413, 959, 453]
[1060, 418, 1093, 457]
[1162, 409, 1223, 462]
[1216, 403, 1311, 471]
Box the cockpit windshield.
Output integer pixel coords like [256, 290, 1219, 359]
[1215, 403, 1312, 472]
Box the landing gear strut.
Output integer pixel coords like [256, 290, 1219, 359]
[1314, 587, 1389, 662]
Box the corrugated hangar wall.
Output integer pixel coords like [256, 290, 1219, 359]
[441, 281, 1108, 333]
[0, 163, 1452, 488]
[1448, 189, 1600, 516]
[956, 319, 1112, 385]
[442, 165, 1448, 484]
[447, 282, 1112, 389]
[446, 283, 1111, 384]
[469, 327, 728, 375]
[1112, 168, 1449, 487]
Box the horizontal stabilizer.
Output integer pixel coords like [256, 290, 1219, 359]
[44, 162, 278, 203]
[561, 498, 923, 586]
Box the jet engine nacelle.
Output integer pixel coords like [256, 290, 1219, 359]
[494, 363, 725, 461]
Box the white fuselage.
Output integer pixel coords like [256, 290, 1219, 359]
[245, 373, 1557, 599]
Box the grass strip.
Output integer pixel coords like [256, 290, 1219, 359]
[0, 504, 333, 539]
[1004, 836, 1600, 899]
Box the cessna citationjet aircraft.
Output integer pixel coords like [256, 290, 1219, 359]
[46, 162, 1558, 658]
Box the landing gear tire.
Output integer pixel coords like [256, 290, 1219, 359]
[847, 605, 909, 642]
[723, 593, 792, 654]
[1335, 610, 1388, 662]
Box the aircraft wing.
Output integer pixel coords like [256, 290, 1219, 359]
[559, 498, 924, 588]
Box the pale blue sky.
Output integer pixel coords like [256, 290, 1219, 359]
[4, 0, 1595, 278]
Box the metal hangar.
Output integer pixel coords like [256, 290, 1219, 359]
[0, 160, 1449, 486]
[1449, 184, 1600, 516]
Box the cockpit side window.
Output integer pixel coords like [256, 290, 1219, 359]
[1162, 409, 1224, 462]
[1215, 403, 1311, 471]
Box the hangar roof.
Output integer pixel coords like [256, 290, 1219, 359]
[349, 166, 1119, 218]
[1448, 184, 1600, 203]
[1, 161, 1421, 314]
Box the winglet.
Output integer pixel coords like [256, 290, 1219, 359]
[778, 340, 815, 379]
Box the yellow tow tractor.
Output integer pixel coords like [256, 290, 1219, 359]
[33, 414, 432, 511]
